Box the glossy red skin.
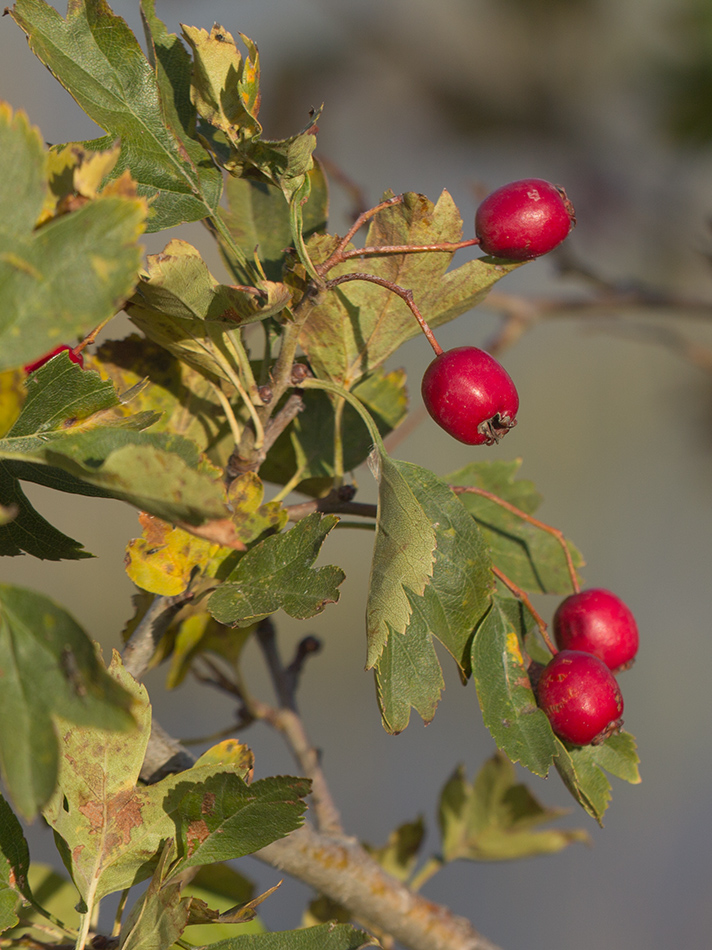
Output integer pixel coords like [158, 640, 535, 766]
[554, 588, 639, 673]
[475, 178, 575, 261]
[421, 346, 519, 445]
[24, 344, 84, 374]
[536, 650, 624, 746]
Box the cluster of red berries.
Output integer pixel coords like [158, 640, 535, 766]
[536, 589, 639, 746]
[422, 179, 575, 445]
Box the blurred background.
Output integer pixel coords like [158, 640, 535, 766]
[3, 1, 712, 948]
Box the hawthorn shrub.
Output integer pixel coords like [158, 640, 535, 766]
[0, 3, 640, 950]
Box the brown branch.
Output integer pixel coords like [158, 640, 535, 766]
[255, 824, 503, 950]
[254, 620, 343, 835]
[285, 486, 377, 522]
[122, 591, 194, 682]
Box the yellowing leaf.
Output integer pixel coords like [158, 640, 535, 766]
[0, 102, 146, 371]
[125, 513, 235, 596]
[194, 740, 254, 784]
[182, 25, 261, 141]
[228, 472, 288, 543]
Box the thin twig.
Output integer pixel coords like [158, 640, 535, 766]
[285, 486, 377, 522]
[255, 620, 343, 834]
[316, 194, 405, 276]
[452, 485, 580, 594]
[122, 592, 194, 682]
[339, 237, 479, 263]
[326, 272, 443, 356]
[491, 566, 557, 656]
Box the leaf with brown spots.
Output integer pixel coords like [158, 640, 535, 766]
[43, 654, 309, 904]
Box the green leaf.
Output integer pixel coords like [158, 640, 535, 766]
[0, 103, 145, 371]
[471, 598, 559, 777]
[0, 462, 91, 560]
[374, 599, 445, 734]
[126, 240, 291, 382]
[299, 190, 521, 386]
[2, 864, 80, 943]
[364, 817, 425, 883]
[0, 584, 136, 821]
[208, 513, 344, 627]
[365, 454, 437, 668]
[371, 462, 493, 732]
[0, 357, 228, 525]
[207, 923, 379, 950]
[89, 336, 229, 454]
[554, 731, 640, 824]
[259, 368, 408, 495]
[10, 0, 223, 232]
[437, 756, 589, 863]
[118, 840, 189, 950]
[215, 165, 328, 283]
[0, 794, 30, 933]
[449, 460, 584, 595]
[44, 655, 309, 903]
[182, 864, 266, 945]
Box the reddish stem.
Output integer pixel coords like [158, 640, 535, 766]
[316, 194, 406, 276]
[339, 236, 480, 263]
[492, 565, 558, 656]
[452, 485, 580, 594]
[325, 271, 443, 356]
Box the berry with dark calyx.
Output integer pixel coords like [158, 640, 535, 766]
[475, 178, 575, 261]
[554, 588, 639, 673]
[421, 346, 519, 445]
[536, 650, 624, 746]
[24, 344, 84, 374]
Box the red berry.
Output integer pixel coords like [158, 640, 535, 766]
[421, 346, 519, 445]
[536, 650, 624, 746]
[475, 178, 575, 261]
[553, 588, 639, 673]
[24, 344, 84, 374]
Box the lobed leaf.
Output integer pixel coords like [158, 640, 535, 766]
[0, 586, 136, 821]
[364, 817, 425, 883]
[437, 756, 589, 863]
[10, 0, 223, 232]
[369, 457, 492, 732]
[0, 102, 145, 371]
[554, 731, 640, 824]
[299, 190, 521, 387]
[44, 655, 309, 903]
[208, 513, 344, 627]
